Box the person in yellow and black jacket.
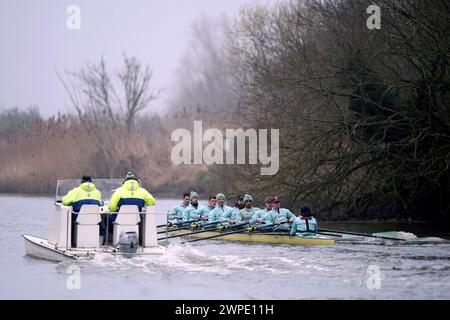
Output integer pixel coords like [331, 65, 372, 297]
[62, 175, 102, 246]
[62, 175, 102, 222]
[106, 172, 156, 236]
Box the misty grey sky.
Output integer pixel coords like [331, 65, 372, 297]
[0, 0, 278, 117]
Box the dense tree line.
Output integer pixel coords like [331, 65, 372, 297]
[219, 0, 450, 222]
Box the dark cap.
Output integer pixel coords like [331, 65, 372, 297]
[81, 175, 92, 183]
[300, 205, 312, 216]
[271, 196, 280, 204]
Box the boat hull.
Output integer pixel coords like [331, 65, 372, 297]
[23, 235, 83, 262]
[163, 230, 335, 245]
[23, 234, 166, 262]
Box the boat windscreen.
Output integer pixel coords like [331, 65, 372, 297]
[55, 179, 123, 202]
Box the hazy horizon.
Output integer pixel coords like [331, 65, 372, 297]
[0, 0, 278, 117]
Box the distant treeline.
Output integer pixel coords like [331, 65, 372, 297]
[1, 0, 449, 225]
[0, 107, 40, 135]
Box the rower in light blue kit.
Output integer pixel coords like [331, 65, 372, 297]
[263, 196, 295, 231]
[236, 194, 259, 222]
[225, 194, 245, 224]
[168, 193, 190, 220]
[208, 193, 232, 223]
[250, 196, 273, 224]
[195, 195, 217, 225]
[290, 205, 318, 238]
[181, 191, 203, 222]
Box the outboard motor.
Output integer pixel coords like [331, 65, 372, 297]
[117, 231, 139, 258]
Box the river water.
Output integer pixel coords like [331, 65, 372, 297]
[1, 195, 450, 299]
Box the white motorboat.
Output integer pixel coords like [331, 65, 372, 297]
[23, 179, 166, 262]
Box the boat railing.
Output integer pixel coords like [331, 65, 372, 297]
[56, 203, 170, 252]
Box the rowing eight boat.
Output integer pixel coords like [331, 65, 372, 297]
[160, 229, 335, 245]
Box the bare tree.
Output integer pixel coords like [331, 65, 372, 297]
[56, 54, 159, 177]
[168, 15, 239, 126]
[118, 55, 159, 133]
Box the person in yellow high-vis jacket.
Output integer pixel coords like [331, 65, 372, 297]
[62, 175, 102, 246]
[62, 175, 102, 219]
[106, 172, 156, 237]
[108, 172, 156, 212]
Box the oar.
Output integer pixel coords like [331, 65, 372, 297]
[262, 227, 344, 238]
[158, 222, 249, 241]
[158, 225, 222, 241]
[157, 223, 197, 234]
[317, 228, 406, 241]
[157, 220, 219, 234]
[157, 220, 194, 228]
[157, 219, 200, 229]
[156, 211, 176, 228]
[157, 222, 171, 228]
[316, 232, 343, 237]
[181, 223, 276, 244]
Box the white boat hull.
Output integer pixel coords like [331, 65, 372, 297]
[23, 234, 166, 262]
[23, 235, 83, 261]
